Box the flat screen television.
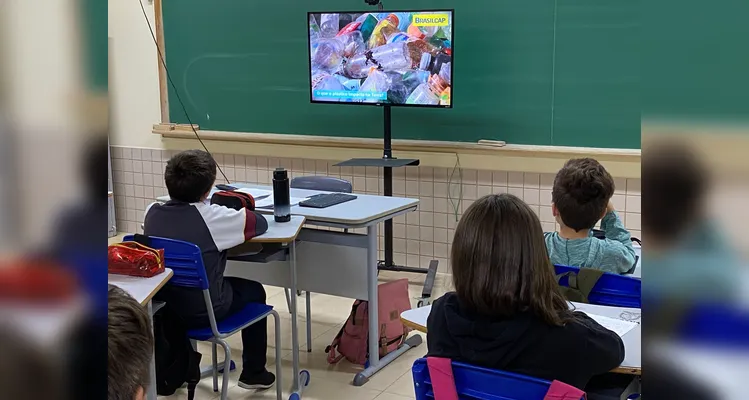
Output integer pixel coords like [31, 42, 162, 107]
[308, 10, 454, 108]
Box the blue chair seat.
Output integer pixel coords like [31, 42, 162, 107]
[187, 303, 274, 341]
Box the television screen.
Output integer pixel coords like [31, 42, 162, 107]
[308, 10, 453, 107]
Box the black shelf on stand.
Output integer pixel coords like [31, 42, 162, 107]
[335, 105, 438, 306]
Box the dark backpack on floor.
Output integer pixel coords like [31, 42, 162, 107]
[153, 304, 202, 399]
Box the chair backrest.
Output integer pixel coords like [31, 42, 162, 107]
[123, 234, 209, 290]
[677, 303, 749, 347]
[412, 358, 583, 400]
[555, 264, 641, 308]
[290, 176, 353, 193]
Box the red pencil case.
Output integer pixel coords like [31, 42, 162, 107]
[108, 241, 165, 278]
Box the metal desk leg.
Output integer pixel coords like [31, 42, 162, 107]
[353, 225, 422, 386]
[306, 291, 312, 352]
[289, 240, 310, 399]
[147, 300, 158, 400]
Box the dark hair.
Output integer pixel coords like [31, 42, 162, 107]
[451, 194, 571, 326]
[164, 150, 217, 202]
[86, 134, 109, 202]
[642, 141, 706, 240]
[552, 158, 615, 232]
[108, 284, 153, 400]
[0, 328, 61, 399]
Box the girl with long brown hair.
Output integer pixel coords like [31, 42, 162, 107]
[427, 194, 624, 390]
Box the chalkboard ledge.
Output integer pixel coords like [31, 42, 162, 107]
[152, 124, 641, 160]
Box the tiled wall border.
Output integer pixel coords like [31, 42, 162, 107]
[110, 146, 642, 273]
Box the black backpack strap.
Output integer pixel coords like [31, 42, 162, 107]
[132, 233, 151, 247]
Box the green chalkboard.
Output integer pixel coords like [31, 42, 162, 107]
[162, 0, 640, 148]
[83, 0, 107, 91]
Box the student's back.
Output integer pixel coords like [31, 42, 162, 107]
[143, 150, 275, 389]
[544, 158, 636, 274]
[427, 194, 624, 390]
[429, 293, 624, 389]
[144, 200, 254, 322]
[143, 151, 267, 324]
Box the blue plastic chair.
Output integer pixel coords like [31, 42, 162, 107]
[124, 235, 282, 400]
[676, 303, 749, 347]
[554, 264, 642, 308]
[412, 358, 584, 400]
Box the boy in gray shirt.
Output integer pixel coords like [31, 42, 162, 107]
[545, 158, 636, 274]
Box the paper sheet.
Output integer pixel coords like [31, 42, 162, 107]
[256, 197, 307, 209]
[583, 312, 638, 337]
[235, 188, 272, 200]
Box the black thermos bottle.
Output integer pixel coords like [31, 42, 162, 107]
[272, 168, 291, 222]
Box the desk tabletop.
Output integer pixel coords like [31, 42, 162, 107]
[157, 184, 419, 226]
[250, 215, 305, 243]
[401, 301, 642, 375]
[108, 268, 173, 306]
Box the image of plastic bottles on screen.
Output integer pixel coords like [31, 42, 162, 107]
[309, 11, 452, 106]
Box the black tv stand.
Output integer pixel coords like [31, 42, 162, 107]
[335, 105, 438, 306]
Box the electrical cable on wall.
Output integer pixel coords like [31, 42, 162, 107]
[137, 0, 230, 183]
[447, 153, 462, 221]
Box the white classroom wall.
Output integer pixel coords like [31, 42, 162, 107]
[108, 0, 163, 148]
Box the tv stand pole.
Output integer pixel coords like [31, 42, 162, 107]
[335, 105, 438, 306]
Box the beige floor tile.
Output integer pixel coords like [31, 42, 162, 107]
[300, 379, 382, 400]
[375, 392, 416, 400]
[283, 323, 365, 386]
[157, 383, 221, 400]
[159, 261, 442, 400]
[268, 290, 351, 329]
[363, 333, 426, 391]
[384, 369, 417, 397]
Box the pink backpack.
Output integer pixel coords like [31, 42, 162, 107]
[325, 279, 412, 365]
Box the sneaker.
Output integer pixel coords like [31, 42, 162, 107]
[238, 370, 276, 390]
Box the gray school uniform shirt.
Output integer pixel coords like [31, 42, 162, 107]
[544, 211, 636, 274]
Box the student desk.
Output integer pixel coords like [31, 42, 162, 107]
[200, 214, 307, 398]
[109, 268, 173, 400]
[244, 214, 308, 398]
[157, 185, 421, 387]
[401, 302, 642, 376]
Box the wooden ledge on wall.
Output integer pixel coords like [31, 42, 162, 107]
[152, 123, 641, 160]
[152, 123, 642, 178]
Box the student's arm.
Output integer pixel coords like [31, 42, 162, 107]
[599, 205, 637, 273]
[572, 312, 626, 373]
[195, 203, 268, 251]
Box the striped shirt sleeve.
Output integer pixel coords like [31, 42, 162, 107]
[193, 202, 267, 251]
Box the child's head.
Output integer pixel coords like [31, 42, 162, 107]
[642, 141, 706, 243]
[552, 158, 614, 232]
[451, 194, 570, 326]
[164, 150, 217, 203]
[108, 284, 154, 400]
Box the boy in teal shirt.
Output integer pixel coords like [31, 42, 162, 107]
[544, 158, 636, 274]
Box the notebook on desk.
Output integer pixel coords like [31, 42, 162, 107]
[235, 188, 272, 200]
[255, 197, 308, 209]
[582, 312, 639, 337]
